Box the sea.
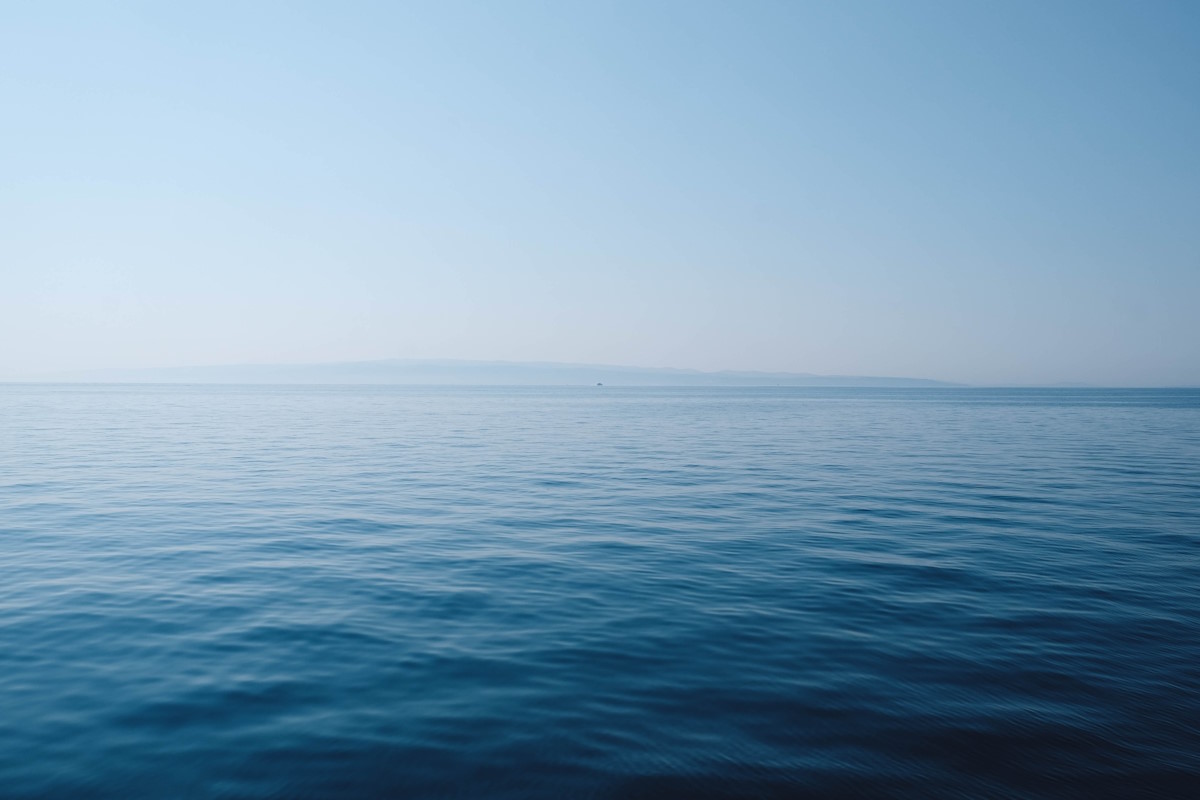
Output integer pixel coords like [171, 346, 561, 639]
[1, 385, 1198, 798]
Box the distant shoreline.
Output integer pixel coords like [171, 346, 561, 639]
[11, 358, 963, 388]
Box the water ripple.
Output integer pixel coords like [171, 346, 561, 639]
[1, 386, 1198, 797]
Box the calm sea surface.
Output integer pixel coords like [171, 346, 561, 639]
[1, 385, 1198, 798]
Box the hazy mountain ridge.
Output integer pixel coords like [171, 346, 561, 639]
[33, 359, 961, 387]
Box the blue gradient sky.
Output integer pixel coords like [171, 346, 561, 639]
[3, 1, 1197, 385]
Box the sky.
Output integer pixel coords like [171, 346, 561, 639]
[2, 1, 1198, 386]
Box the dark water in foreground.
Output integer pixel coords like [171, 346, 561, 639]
[2, 386, 1198, 798]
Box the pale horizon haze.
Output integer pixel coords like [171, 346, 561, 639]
[3, 1, 1198, 386]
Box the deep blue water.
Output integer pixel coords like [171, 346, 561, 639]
[2, 385, 1199, 798]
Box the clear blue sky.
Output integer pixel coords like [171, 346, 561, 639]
[3, 0, 1197, 385]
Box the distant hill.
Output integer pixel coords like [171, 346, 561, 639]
[35, 359, 961, 387]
